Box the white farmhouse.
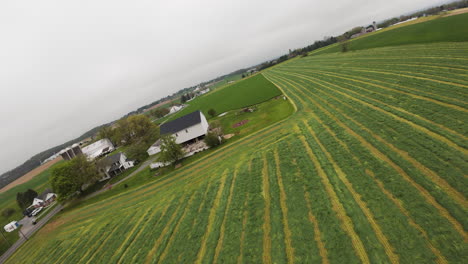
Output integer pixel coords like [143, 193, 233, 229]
[147, 110, 209, 155]
[81, 138, 115, 160]
[97, 152, 134, 181]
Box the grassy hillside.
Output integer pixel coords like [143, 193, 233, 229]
[163, 74, 282, 122]
[6, 42, 467, 263]
[313, 12, 468, 55]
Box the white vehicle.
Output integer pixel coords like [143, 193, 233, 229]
[4, 221, 18, 232]
[31, 207, 42, 216]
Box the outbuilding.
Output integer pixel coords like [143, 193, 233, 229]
[81, 138, 115, 160]
[147, 110, 209, 156]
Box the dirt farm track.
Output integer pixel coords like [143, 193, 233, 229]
[0, 157, 62, 193]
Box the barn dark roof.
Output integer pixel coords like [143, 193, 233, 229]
[160, 110, 202, 135]
[37, 188, 53, 200]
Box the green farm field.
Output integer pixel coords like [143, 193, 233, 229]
[6, 41, 467, 263]
[312, 12, 468, 55]
[164, 74, 282, 122]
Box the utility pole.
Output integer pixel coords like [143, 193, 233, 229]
[18, 228, 28, 241]
[1, 229, 11, 246]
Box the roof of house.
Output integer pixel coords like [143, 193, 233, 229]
[37, 188, 53, 200]
[32, 198, 44, 206]
[109, 163, 122, 172]
[45, 193, 56, 201]
[97, 152, 124, 168]
[160, 110, 202, 135]
[149, 139, 161, 148]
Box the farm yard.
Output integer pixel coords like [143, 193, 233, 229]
[5, 40, 467, 263]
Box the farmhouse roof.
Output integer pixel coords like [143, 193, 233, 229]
[37, 188, 53, 200]
[150, 139, 161, 148]
[45, 193, 56, 201]
[109, 163, 122, 172]
[32, 198, 44, 207]
[160, 110, 202, 135]
[98, 152, 123, 167]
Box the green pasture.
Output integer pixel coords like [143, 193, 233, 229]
[163, 74, 282, 122]
[214, 96, 294, 137]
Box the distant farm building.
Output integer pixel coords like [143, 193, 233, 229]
[169, 105, 185, 115]
[147, 110, 209, 155]
[351, 21, 378, 39]
[58, 143, 82, 160]
[366, 22, 377, 33]
[198, 88, 210, 96]
[81, 138, 115, 160]
[97, 152, 134, 181]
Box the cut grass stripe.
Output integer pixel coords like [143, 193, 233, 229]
[213, 166, 240, 264]
[296, 135, 370, 264]
[289, 72, 468, 206]
[83, 215, 135, 264]
[124, 202, 173, 263]
[304, 191, 329, 264]
[195, 170, 229, 264]
[261, 153, 272, 264]
[365, 169, 449, 264]
[157, 187, 207, 263]
[278, 75, 467, 239]
[274, 149, 296, 264]
[111, 207, 155, 263]
[143, 194, 190, 263]
[303, 68, 468, 114]
[281, 65, 468, 106]
[274, 70, 468, 155]
[297, 96, 449, 263]
[302, 120, 399, 264]
[237, 196, 249, 264]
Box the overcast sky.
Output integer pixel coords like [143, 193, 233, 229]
[0, 0, 449, 173]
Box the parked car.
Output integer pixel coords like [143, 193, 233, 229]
[23, 206, 35, 217]
[31, 207, 42, 216]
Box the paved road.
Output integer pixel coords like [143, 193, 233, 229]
[0, 204, 63, 264]
[0, 157, 157, 263]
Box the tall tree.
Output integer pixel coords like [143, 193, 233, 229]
[158, 135, 184, 166]
[97, 126, 117, 145]
[16, 189, 38, 210]
[115, 115, 158, 145]
[49, 155, 100, 201]
[150, 108, 170, 119]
